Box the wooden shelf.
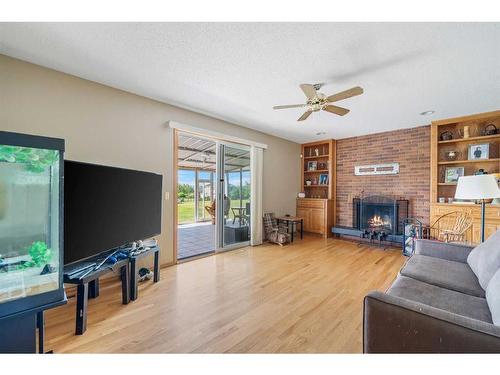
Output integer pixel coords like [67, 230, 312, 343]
[438, 182, 457, 186]
[304, 169, 329, 173]
[303, 154, 329, 159]
[438, 133, 500, 144]
[438, 158, 500, 165]
[304, 185, 329, 188]
[433, 202, 499, 207]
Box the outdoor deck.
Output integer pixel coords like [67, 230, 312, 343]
[177, 222, 215, 259]
[177, 219, 250, 260]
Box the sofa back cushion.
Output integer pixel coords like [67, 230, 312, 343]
[486, 268, 500, 325]
[467, 228, 500, 290]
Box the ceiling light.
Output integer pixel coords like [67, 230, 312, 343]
[316, 132, 326, 136]
[420, 110, 435, 116]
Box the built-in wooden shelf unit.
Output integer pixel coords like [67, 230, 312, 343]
[300, 139, 336, 200]
[431, 110, 500, 203]
[297, 139, 336, 238]
[430, 110, 500, 244]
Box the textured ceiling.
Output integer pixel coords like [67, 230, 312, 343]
[1, 23, 499, 143]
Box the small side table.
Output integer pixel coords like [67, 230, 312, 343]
[129, 246, 160, 301]
[276, 216, 304, 242]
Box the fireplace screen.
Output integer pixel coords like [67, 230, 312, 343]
[353, 195, 408, 235]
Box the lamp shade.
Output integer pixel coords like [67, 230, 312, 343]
[455, 175, 500, 200]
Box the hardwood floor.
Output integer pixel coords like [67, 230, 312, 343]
[45, 236, 406, 353]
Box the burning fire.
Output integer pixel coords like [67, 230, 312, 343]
[368, 215, 391, 229]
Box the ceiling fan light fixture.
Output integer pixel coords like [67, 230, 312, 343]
[273, 84, 363, 122]
[316, 132, 326, 136]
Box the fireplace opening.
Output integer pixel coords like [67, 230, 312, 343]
[353, 195, 408, 236]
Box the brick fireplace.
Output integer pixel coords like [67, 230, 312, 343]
[336, 125, 431, 227]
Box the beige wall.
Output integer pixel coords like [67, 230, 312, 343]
[0, 54, 301, 266]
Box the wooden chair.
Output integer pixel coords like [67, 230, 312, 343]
[205, 201, 216, 224]
[204, 196, 231, 225]
[428, 210, 473, 243]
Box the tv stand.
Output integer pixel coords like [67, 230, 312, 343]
[64, 258, 130, 335]
[129, 245, 160, 300]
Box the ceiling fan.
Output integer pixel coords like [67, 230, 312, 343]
[273, 84, 364, 121]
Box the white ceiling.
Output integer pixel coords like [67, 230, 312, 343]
[1, 23, 499, 143]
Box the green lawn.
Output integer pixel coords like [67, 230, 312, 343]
[177, 199, 249, 224]
[177, 200, 197, 224]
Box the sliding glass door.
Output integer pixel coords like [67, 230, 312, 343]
[176, 130, 252, 260]
[217, 142, 251, 250]
[177, 133, 217, 260]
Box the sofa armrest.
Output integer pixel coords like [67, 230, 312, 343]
[363, 291, 500, 353]
[414, 239, 474, 263]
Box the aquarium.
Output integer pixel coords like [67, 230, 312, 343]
[0, 140, 62, 305]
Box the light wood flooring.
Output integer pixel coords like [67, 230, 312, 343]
[45, 236, 406, 353]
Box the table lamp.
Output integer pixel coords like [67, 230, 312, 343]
[455, 175, 500, 242]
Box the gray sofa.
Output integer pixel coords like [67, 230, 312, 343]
[364, 229, 500, 353]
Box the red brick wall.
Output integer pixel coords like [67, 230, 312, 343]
[336, 125, 431, 226]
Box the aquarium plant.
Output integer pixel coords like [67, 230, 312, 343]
[0, 145, 58, 173]
[9, 241, 52, 271]
[28, 241, 52, 267]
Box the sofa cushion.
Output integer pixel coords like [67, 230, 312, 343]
[467, 228, 500, 290]
[401, 254, 484, 297]
[388, 275, 492, 323]
[486, 269, 500, 326]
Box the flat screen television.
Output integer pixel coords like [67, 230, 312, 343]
[64, 160, 162, 265]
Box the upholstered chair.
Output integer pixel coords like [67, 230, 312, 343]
[263, 213, 291, 246]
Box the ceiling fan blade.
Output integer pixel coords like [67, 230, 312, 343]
[323, 105, 350, 116]
[297, 111, 313, 121]
[326, 86, 364, 102]
[299, 84, 317, 100]
[273, 104, 307, 110]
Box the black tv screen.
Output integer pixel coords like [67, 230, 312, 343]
[64, 160, 162, 265]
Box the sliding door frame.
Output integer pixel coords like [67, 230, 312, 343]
[172, 128, 179, 263]
[216, 141, 251, 252]
[172, 123, 264, 262]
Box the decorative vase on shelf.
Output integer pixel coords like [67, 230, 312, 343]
[440, 131, 453, 141]
[463, 125, 470, 139]
[305, 179, 312, 186]
[445, 150, 459, 161]
[314, 148, 319, 157]
[484, 124, 498, 136]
